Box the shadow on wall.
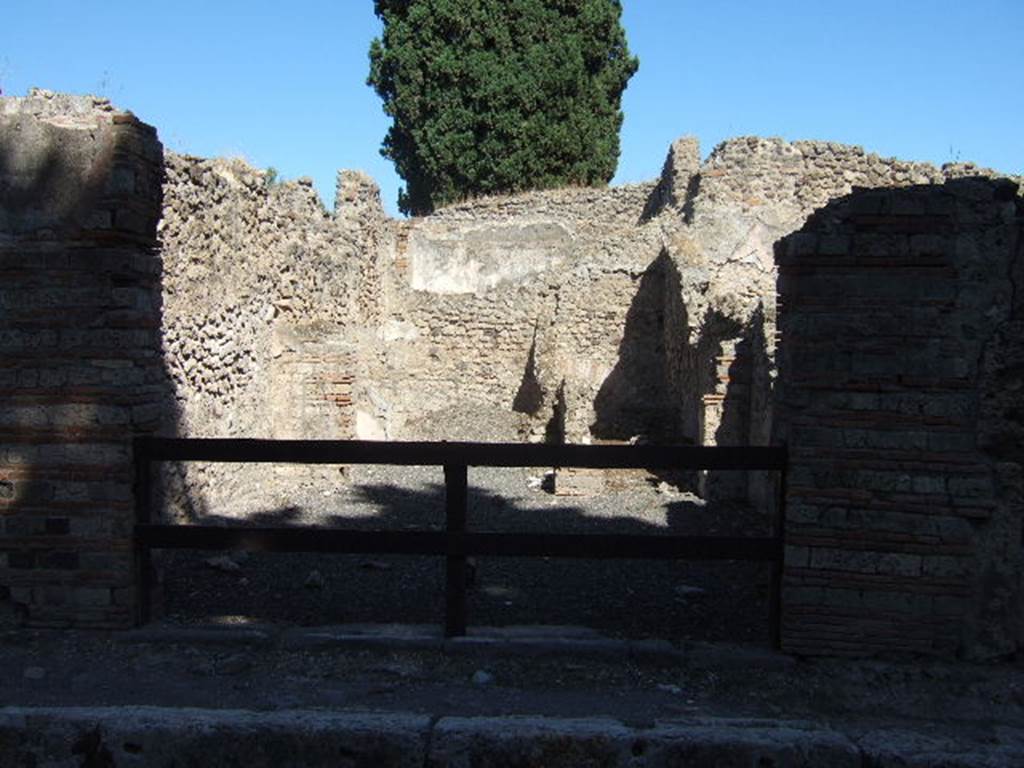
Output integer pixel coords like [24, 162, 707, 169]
[703, 303, 773, 501]
[0, 98, 180, 628]
[739, 303, 775, 505]
[772, 175, 1023, 657]
[511, 325, 545, 417]
[637, 137, 701, 226]
[0, 124, 106, 234]
[591, 249, 683, 444]
[512, 322, 568, 445]
[589, 248, 773, 502]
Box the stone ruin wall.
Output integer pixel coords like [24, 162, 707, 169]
[3, 91, 1021, 657]
[372, 181, 670, 444]
[157, 153, 388, 516]
[0, 92, 165, 626]
[156, 127, 1021, 515]
[155, 128, 1024, 658]
[774, 179, 1023, 658]
[364, 138, 1015, 496]
[682, 138, 969, 499]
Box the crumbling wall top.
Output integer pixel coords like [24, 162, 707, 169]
[1, 88, 129, 128]
[0, 89, 160, 239]
[335, 169, 386, 223]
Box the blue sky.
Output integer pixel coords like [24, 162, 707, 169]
[4, 1, 1021, 216]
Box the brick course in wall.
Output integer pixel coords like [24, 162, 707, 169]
[5, 90, 1023, 654]
[774, 178, 1023, 658]
[0, 91, 165, 627]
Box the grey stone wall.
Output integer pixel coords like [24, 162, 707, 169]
[156, 129, 1022, 515]
[368, 181, 675, 445]
[0, 90, 165, 627]
[773, 178, 1024, 658]
[677, 137, 1017, 501]
[5, 90, 1023, 656]
[156, 153, 387, 517]
[366, 135, 1019, 499]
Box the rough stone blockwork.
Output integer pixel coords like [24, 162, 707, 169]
[157, 131, 1021, 517]
[0, 91, 165, 627]
[774, 178, 1024, 658]
[157, 156, 384, 516]
[5, 89, 1023, 653]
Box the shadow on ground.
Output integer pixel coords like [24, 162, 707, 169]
[154, 472, 772, 644]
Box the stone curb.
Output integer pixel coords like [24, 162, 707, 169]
[0, 707, 430, 768]
[1, 706, 1021, 768]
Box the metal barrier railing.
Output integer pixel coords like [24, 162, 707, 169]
[134, 438, 787, 645]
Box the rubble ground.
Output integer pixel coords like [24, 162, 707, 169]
[2, 622, 1023, 760]
[5, 466, 1018, 762]
[157, 464, 774, 642]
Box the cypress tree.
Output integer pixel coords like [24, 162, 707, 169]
[368, 0, 638, 215]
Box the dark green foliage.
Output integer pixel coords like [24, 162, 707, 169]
[368, 0, 638, 215]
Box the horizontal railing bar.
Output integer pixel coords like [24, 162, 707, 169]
[467, 532, 780, 560]
[135, 524, 781, 561]
[134, 438, 787, 471]
[137, 525, 446, 555]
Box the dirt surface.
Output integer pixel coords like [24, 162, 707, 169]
[2, 623, 1022, 737]
[157, 465, 772, 643]
[4, 466, 1017, 754]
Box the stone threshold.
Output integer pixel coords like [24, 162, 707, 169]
[121, 622, 686, 662]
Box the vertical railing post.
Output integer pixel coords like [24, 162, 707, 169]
[133, 437, 152, 626]
[769, 445, 788, 650]
[444, 463, 468, 637]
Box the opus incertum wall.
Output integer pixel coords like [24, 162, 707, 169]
[3, 90, 1023, 658]
[774, 178, 1024, 658]
[0, 92, 165, 627]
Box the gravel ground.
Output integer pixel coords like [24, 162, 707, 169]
[157, 465, 773, 643]
[8, 464, 1018, 763]
[3, 625, 1022, 729]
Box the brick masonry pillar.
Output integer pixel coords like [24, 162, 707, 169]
[699, 340, 752, 499]
[0, 93, 164, 627]
[774, 178, 1023, 657]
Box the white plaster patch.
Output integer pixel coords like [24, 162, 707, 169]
[378, 319, 420, 342]
[355, 410, 387, 441]
[408, 221, 574, 294]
